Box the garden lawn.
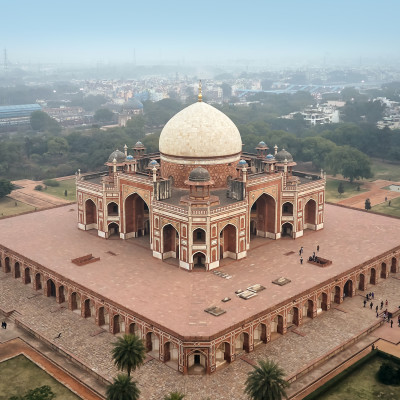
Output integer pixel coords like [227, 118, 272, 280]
[372, 196, 400, 218]
[0, 196, 35, 217]
[44, 178, 76, 201]
[371, 159, 400, 182]
[325, 178, 367, 203]
[0, 354, 81, 399]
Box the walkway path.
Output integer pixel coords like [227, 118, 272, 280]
[336, 179, 400, 209]
[1, 270, 399, 399]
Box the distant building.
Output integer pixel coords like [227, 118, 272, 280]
[0, 104, 41, 132]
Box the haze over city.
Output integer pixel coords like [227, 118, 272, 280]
[1, 0, 400, 67]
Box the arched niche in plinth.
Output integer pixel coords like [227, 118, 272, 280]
[13, 261, 21, 279]
[4, 257, 10, 273]
[250, 193, 277, 240]
[287, 306, 300, 327]
[97, 306, 109, 329]
[187, 349, 207, 375]
[344, 279, 353, 299]
[164, 341, 179, 370]
[304, 199, 317, 230]
[381, 262, 387, 278]
[57, 285, 65, 304]
[128, 322, 141, 338]
[84, 199, 97, 230]
[146, 332, 160, 359]
[333, 285, 342, 304]
[370, 268, 377, 285]
[46, 279, 56, 298]
[124, 193, 150, 241]
[83, 298, 95, 318]
[391, 257, 398, 273]
[219, 224, 237, 260]
[34, 272, 42, 290]
[358, 273, 366, 291]
[254, 323, 268, 346]
[70, 292, 81, 313]
[235, 332, 250, 354]
[216, 342, 232, 368]
[162, 224, 179, 262]
[24, 267, 31, 284]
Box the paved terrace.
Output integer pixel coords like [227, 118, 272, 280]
[1, 270, 399, 399]
[0, 204, 400, 338]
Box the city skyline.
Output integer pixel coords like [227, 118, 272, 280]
[1, 0, 400, 67]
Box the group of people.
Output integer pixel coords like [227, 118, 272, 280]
[1, 321, 7, 329]
[363, 297, 399, 327]
[299, 245, 320, 265]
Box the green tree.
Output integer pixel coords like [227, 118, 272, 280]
[164, 391, 185, 400]
[337, 182, 344, 196]
[106, 374, 140, 400]
[9, 385, 55, 400]
[47, 137, 69, 155]
[30, 111, 61, 134]
[365, 198, 371, 211]
[94, 108, 114, 123]
[0, 179, 14, 198]
[244, 359, 289, 400]
[112, 334, 146, 377]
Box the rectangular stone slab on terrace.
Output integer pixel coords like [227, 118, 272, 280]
[0, 204, 398, 338]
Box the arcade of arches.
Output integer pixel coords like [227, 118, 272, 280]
[2, 247, 398, 374]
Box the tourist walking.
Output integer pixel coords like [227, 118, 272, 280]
[372, 292, 374, 299]
[300, 257, 303, 265]
[381, 301, 384, 310]
[363, 299, 367, 307]
[391, 320, 393, 328]
[385, 299, 388, 307]
[370, 302, 373, 309]
[375, 305, 378, 313]
[317, 245, 320, 252]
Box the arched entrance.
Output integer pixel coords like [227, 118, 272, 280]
[98, 306, 109, 329]
[334, 285, 341, 304]
[14, 262, 21, 279]
[219, 224, 237, 260]
[128, 323, 141, 338]
[24, 267, 31, 284]
[391, 257, 397, 273]
[124, 193, 149, 239]
[192, 251, 206, 271]
[4, 257, 10, 273]
[84, 298, 95, 318]
[216, 342, 231, 367]
[162, 224, 179, 260]
[281, 222, 293, 238]
[235, 332, 250, 353]
[370, 268, 377, 285]
[188, 351, 207, 375]
[113, 314, 125, 334]
[146, 332, 159, 358]
[344, 280, 353, 298]
[46, 279, 56, 297]
[288, 307, 300, 326]
[250, 193, 276, 239]
[35, 273, 42, 290]
[304, 199, 317, 229]
[85, 199, 97, 228]
[358, 273, 366, 291]
[164, 342, 179, 369]
[58, 286, 65, 303]
[70, 292, 81, 312]
[381, 262, 387, 278]
[321, 292, 329, 311]
[254, 323, 267, 345]
[108, 222, 119, 238]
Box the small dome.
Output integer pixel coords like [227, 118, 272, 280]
[134, 141, 145, 148]
[257, 141, 267, 148]
[148, 160, 159, 167]
[188, 167, 210, 182]
[108, 149, 126, 163]
[266, 154, 274, 160]
[126, 155, 134, 160]
[275, 149, 293, 162]
[238, 159, 247, 165]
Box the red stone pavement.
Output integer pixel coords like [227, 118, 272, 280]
[0, 203, 400, 338]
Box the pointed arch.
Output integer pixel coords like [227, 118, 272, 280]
[304, 199, 317, 229]
[85, 199, 97, 227]
[250, 192, 277, 239]
[124, 192, 150, 238]
[219, 223, 237, 260]
[162, 224, 179, 260]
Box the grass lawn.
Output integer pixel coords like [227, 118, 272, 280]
[371, 159, 400, 182]
[372, 196, 400, 218]
[0, 354, 81, 399]
[325, 178, 367, 203]
[315, 354, 400, 400]
[0, 196, 35, 217]
[43, 178, 76, 201]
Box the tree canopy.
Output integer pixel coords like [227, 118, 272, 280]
[106, 374, 140, 400]
[30, 111, 61, 134]
[112, 334, 146, 376]
[0, 179, 14, 198]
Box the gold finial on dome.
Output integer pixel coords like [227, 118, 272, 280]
[198, 80, 202, 102]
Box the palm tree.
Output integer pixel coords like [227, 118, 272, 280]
[244, 359, 289, 400]
[106, 374, 140, 400]
[164, 391, 185, 400]
[112, 334, 146, 377]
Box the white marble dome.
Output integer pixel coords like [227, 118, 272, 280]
[159, 102, 242, 158]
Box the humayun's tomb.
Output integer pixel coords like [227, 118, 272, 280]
[0, 91, 399, 375]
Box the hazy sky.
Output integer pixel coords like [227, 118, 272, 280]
[1, 0, 399, 66]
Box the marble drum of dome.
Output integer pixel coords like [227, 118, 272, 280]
[159, 102, 243, 188]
